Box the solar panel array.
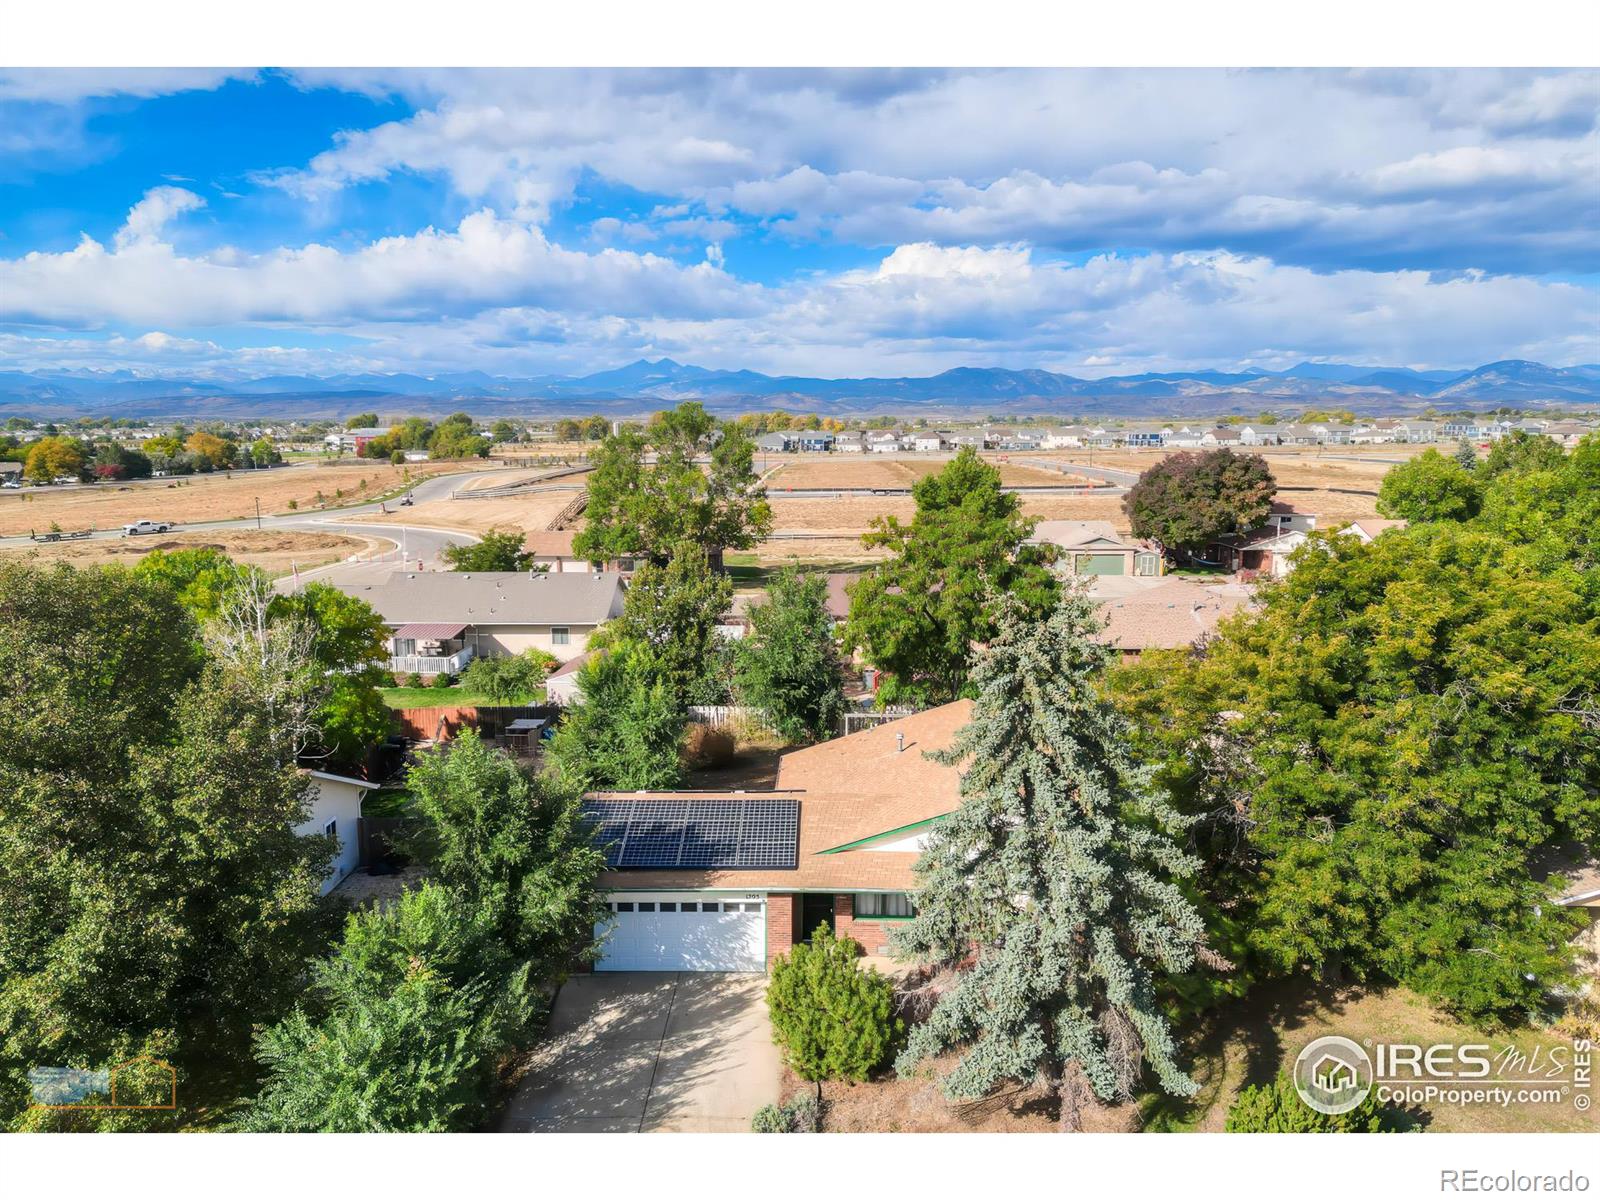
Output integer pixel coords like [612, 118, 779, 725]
[582, 796, 799, 870]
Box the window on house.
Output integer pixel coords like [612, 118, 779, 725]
[659, 902, 678, 912]
[323, 819, 337, 839]
[616, 902, 635, 912]
[637, 902, 656, 912]
[551, 626, 570, 645]
[854, 892, 916, 918]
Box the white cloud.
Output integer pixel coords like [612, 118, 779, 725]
[114, 186, 206, 250]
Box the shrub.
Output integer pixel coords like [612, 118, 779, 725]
[767, 925, 902, 1082]
[1223, 1076, 1406, 1132]
[750, 1093, 820, 1133]
[430, 672, 455, 689]
[406, 672, 424, 689]
[683, 723, 736, 768]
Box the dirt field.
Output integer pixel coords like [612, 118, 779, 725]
[0, 461, 478, 537]
[0, 529, 369, 577]
[365, 489, 581, 536]
[766, 455, 1080, 490]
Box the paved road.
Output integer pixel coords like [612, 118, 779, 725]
[0, 465, 509, 590]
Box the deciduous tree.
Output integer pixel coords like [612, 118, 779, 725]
[1122, 448, 1277, 557]
[1376, 448, 1482, 522]
[845, 447, 1056, 702]
[574, 401, 771, 564]
[734, 568, 845, 742]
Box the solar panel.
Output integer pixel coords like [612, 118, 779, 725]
[582, 797, 798, 870]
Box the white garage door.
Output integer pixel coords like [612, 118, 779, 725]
[596, 893, 766, 972]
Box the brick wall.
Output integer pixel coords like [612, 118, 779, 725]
[766, 893, 798, 967]
[832, 892, 897, 955]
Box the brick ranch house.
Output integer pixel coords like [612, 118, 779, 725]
[581, 701, 972, 972]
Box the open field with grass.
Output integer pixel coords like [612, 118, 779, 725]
[0, 529, 370, 576]
[0, 460, 477, 537]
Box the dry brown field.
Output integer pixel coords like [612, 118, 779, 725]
[765, 455, 1077, 489]
[0, 529, 368, 577]
[365, 489, 580, 536]
[0, 460, 478, 538]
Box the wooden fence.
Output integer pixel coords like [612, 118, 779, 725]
[839, 707, 918, 737]
[392, 703, 559, 742]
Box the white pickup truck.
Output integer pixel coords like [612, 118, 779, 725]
[123, 519, 174, 536]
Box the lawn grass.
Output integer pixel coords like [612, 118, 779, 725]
[378, 685, 545, 709]
[362, 787, 417, 818]
[1141, 980, 1598, 1134]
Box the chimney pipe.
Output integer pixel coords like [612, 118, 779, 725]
[896, 732, 904, 753]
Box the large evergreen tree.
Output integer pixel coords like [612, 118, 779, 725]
[894, 586, 1215, 1130]
[845, 447, 1057, 703]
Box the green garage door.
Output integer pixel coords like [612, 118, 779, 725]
[1077, 553, 1126, 576]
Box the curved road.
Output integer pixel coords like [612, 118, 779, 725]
[0, 465, 507, 592]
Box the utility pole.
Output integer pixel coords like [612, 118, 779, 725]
[255, 497, 262, 530]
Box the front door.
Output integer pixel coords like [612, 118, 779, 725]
[800, 894, 835, 941]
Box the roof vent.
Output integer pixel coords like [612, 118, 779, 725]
[896, 732, 905, 753]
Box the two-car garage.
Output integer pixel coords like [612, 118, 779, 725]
[596, 892, 767, 973]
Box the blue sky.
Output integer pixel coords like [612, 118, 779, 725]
[1, 67, 1597, 380]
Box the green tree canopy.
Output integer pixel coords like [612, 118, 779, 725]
[243, 883, 533, 1132]
[573, 401, 772, 564]
[603, 544, 733, 706]
[404, 730, 607, 974]
[1111, 517, 1598, 1025]
[734, 567, 845, 743]
[1376, 448, 1483, 522]
[0, 563, 335, 1125]
[894, 587, 1214, 1130]
[844, 447, 1057, 703]
[22, 435, 84, 482]
[345, 412, 380, 428]
[1122, 448, 1277, 555]
[1479, 429, 1566, 481]
[443, 527, 534, 572]
[545, 645, 686, 791]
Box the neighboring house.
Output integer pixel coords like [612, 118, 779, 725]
[1094, 580, 1248, 656]
[1238, 425, 1283, 446]
[754, 432, 795, 453]
[0, 462, 21, 483]
[341, 570, 626, 671]
[867, 431, 904, 453]
[1028, 520, 1163, 577]
[545, 650, 593, 706]
[912, 431, 947, 452]
[1163, 427, 1205, 448]
[1200, 427, 1242, 447]
[583, 702, 973, 971]
[1340, 518, 1408, 544]
[1393, 420, 1439, 443]
[948, 432, 988, 449]
[1279, 423, 1321, 445]
[1265, 501, 1317, 535]
[523, 529, 637, 576]
[323, 426, 391, 453]
[1543, 420, 1594, 447]
[796, 431, 835, 452]
[1040, 426, 1091, 449]
[298, 770, 373, 895]
[1124, 426, 1167, 448]
[1311, 423, 1354, 444]
[823, 570, 862, 628]
[835, 431, 866, 453]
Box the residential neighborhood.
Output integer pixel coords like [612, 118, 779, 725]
[1, 48, 1595, 1200]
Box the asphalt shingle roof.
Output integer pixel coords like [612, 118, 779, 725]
[341, 570, 624, 627]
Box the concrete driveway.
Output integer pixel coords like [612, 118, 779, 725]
[501, 972, 781, 1133]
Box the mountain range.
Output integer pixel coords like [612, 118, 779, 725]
[2, 359, 1597, 421]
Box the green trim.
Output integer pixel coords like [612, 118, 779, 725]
[850, 892, 919, 921]
[816, 815, 946, 855]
